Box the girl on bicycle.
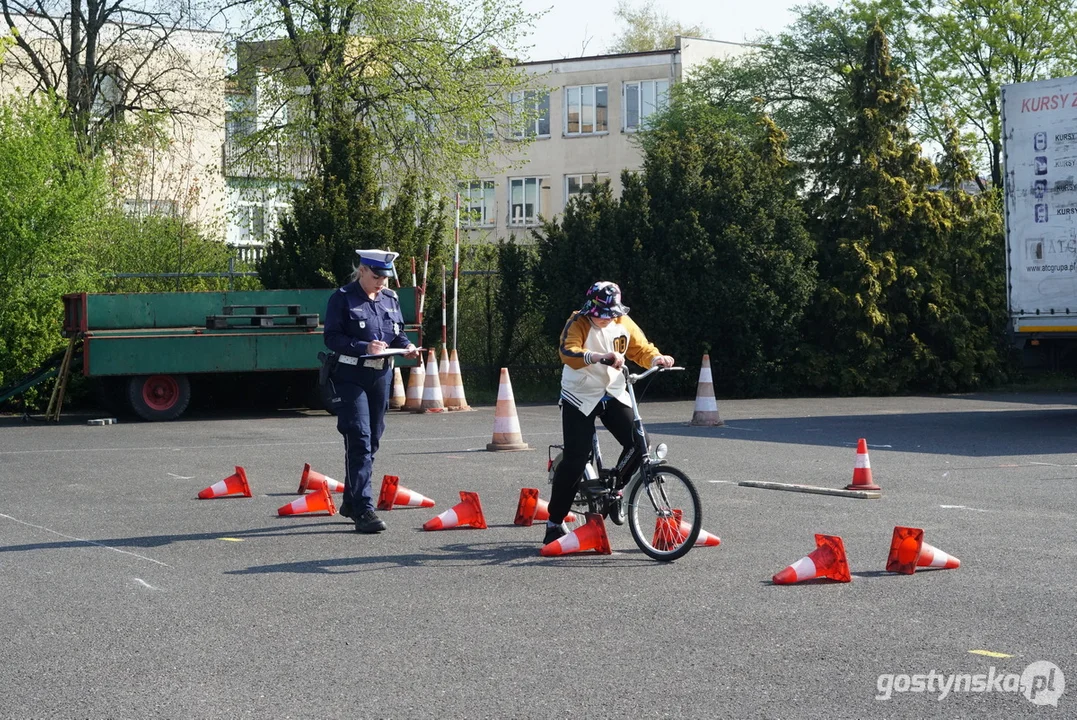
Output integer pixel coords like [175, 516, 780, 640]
[544, 281, 675, 545]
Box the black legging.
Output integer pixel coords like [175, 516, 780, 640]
[547, 397, 635, 524]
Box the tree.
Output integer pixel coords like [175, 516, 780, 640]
[801, 23, 1008, 394]
[257, 119, 446, 289]
[233, 0, 538, 191]
[0, 1, 221, 155]
[852, 0, 1077, 190]
[608, 0, 708, 53]
[0, 97, 108, 391]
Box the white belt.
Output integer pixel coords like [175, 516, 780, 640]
[338, 354, 359, 365]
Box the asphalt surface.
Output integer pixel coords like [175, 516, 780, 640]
[1, 392, 1075, 719]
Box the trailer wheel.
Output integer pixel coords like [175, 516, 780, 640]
[127, 374, 191, 421]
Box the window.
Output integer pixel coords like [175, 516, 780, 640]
[565, 173, 610, 202]
[564, 84, 608, 136]
[510, 90, 550, 138]
[231, 200, 290, 245]
[458, 180, 496, 227]
[624, 79, 670, 132]
[509, 177, 548, 226]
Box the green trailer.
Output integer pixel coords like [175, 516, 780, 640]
[59, 288, 421, 421]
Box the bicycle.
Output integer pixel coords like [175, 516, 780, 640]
[547, 364, 702, 561]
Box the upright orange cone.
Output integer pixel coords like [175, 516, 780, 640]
[277, 483, 337, 516]
[444, 349, 472, 411]
[772, 534, 851, 584]
[422, 491, 486, 530]
[486, 368, 530, 451]
[540, 513, 612, 556]
[513, 488, 575, 526]
[886, 526, 961, 574]
[198, 466, 252, 499]
[298, 463, 344, 494]
[439, 345, 451, 394]
[416, 349, 446, 413]
[846, 438, 881, 490]
[690, 354, 724, 426]
[376, 474, 435, 511]
[403, 364, 425, 411]
[389, 367, 406, 410]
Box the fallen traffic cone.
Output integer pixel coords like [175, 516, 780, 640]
[403, 364, 425, 411]
[198, 466, 252, 499]
[444, 349, 472, 411]
[540, 513, 612, 556]
[376, 474, 435, 511]
[298, 463, 344, 494]
[651, 509, 721, 551]
[389, 367, 406, 410]
[277, 483, 337, 516]
[846, 438, 881, 490]
[772, 534, 851, 584]
[422, 491, 486, 530]
[416, 348, 446, 413]
[513, 488, 575, 526]
[486, 368, 530, 451]
[690, 354, 724, 426]
[886, 526, 961, 574]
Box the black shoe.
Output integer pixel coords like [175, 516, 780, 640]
[542, 524, 567, 545]
[355, 510, 386, 534]
[339, 501, 353, 520]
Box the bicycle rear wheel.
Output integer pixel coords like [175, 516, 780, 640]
[626, 466, 701, 561]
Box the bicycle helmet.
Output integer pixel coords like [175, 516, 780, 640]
[579, 281, 629, 319]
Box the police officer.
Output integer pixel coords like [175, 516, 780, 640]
[324, 249, 420, 533]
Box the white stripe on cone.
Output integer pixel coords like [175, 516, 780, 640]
[694, 395, 718, 412]
[788, 555, 816, 581]
[856, 454, 870, 469]
[493, 416, 522, 434]
[555, 532, 581, 554]
[208, 480, 227, 496]
[698, 366, 713, 383]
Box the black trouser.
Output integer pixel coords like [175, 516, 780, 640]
[333, 365, 391, 515]
[547, 397, 635, 524]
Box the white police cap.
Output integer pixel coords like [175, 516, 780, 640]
[355, 249, 398, 277]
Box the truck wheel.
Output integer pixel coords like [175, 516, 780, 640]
[127, 374, 191, 421]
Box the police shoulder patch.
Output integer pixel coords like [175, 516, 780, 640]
[381, 288, 398, 299]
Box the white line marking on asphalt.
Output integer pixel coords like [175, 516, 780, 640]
[718, 425, 760, 431]
[0, 513, 169, 567]
[708, 480, 733, 484]
[940, 505, 989, 512]
[166, 473, 193, 479]
[134, 578, 161, 591]
[1028, 461, 1077, 467]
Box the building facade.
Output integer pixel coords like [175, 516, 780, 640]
[456, 37, 751, 242]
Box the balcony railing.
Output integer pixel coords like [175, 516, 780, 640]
[223, 139, 315, 180]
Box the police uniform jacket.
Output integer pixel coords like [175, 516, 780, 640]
[557, 311, 661, 415]
[324, 283, 410, 381]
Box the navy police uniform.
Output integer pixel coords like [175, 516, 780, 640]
[323, 253, 411, 527]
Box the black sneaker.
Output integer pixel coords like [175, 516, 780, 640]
[355, 510, 386, 534]
[542, 524, 567, 545]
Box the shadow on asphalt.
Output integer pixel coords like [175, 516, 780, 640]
[645, 405, 1077, 457]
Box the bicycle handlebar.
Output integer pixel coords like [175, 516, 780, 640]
[596, 356, 684, 381]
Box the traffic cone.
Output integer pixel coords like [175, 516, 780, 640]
[439, 345, 451, 394]
[416, 349, 446, 413]
[886, 526, 961, 574]
[540, 513, 612, 556]
[376, 474, 435, 511]
[422, 491, 486, 530]
[389, 367, 406, 410]
[486, 368, 530, 451]
[846, 438, 881, 490]
[403, 364, 425, 411]
[444, 349, 472, 411]
[297, 463, 344, 494]
[690, 354, 724, 426]
[772, 534, 851, 584]
[513, 488, 575, 526]
[198, 466, 252, 499]
[277, 483, 337, 516]
[651, 509, 721, 551]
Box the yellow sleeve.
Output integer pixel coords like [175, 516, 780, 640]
[621, 315, 661, 368]
[558, 313, 591, 369]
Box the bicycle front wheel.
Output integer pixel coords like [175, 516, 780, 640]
[626, 466, 702, 561]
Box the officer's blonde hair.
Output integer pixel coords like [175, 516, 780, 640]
[351, 265, 362, 282]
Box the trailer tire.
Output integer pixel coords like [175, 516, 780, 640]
[128, 374, 191, 421]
